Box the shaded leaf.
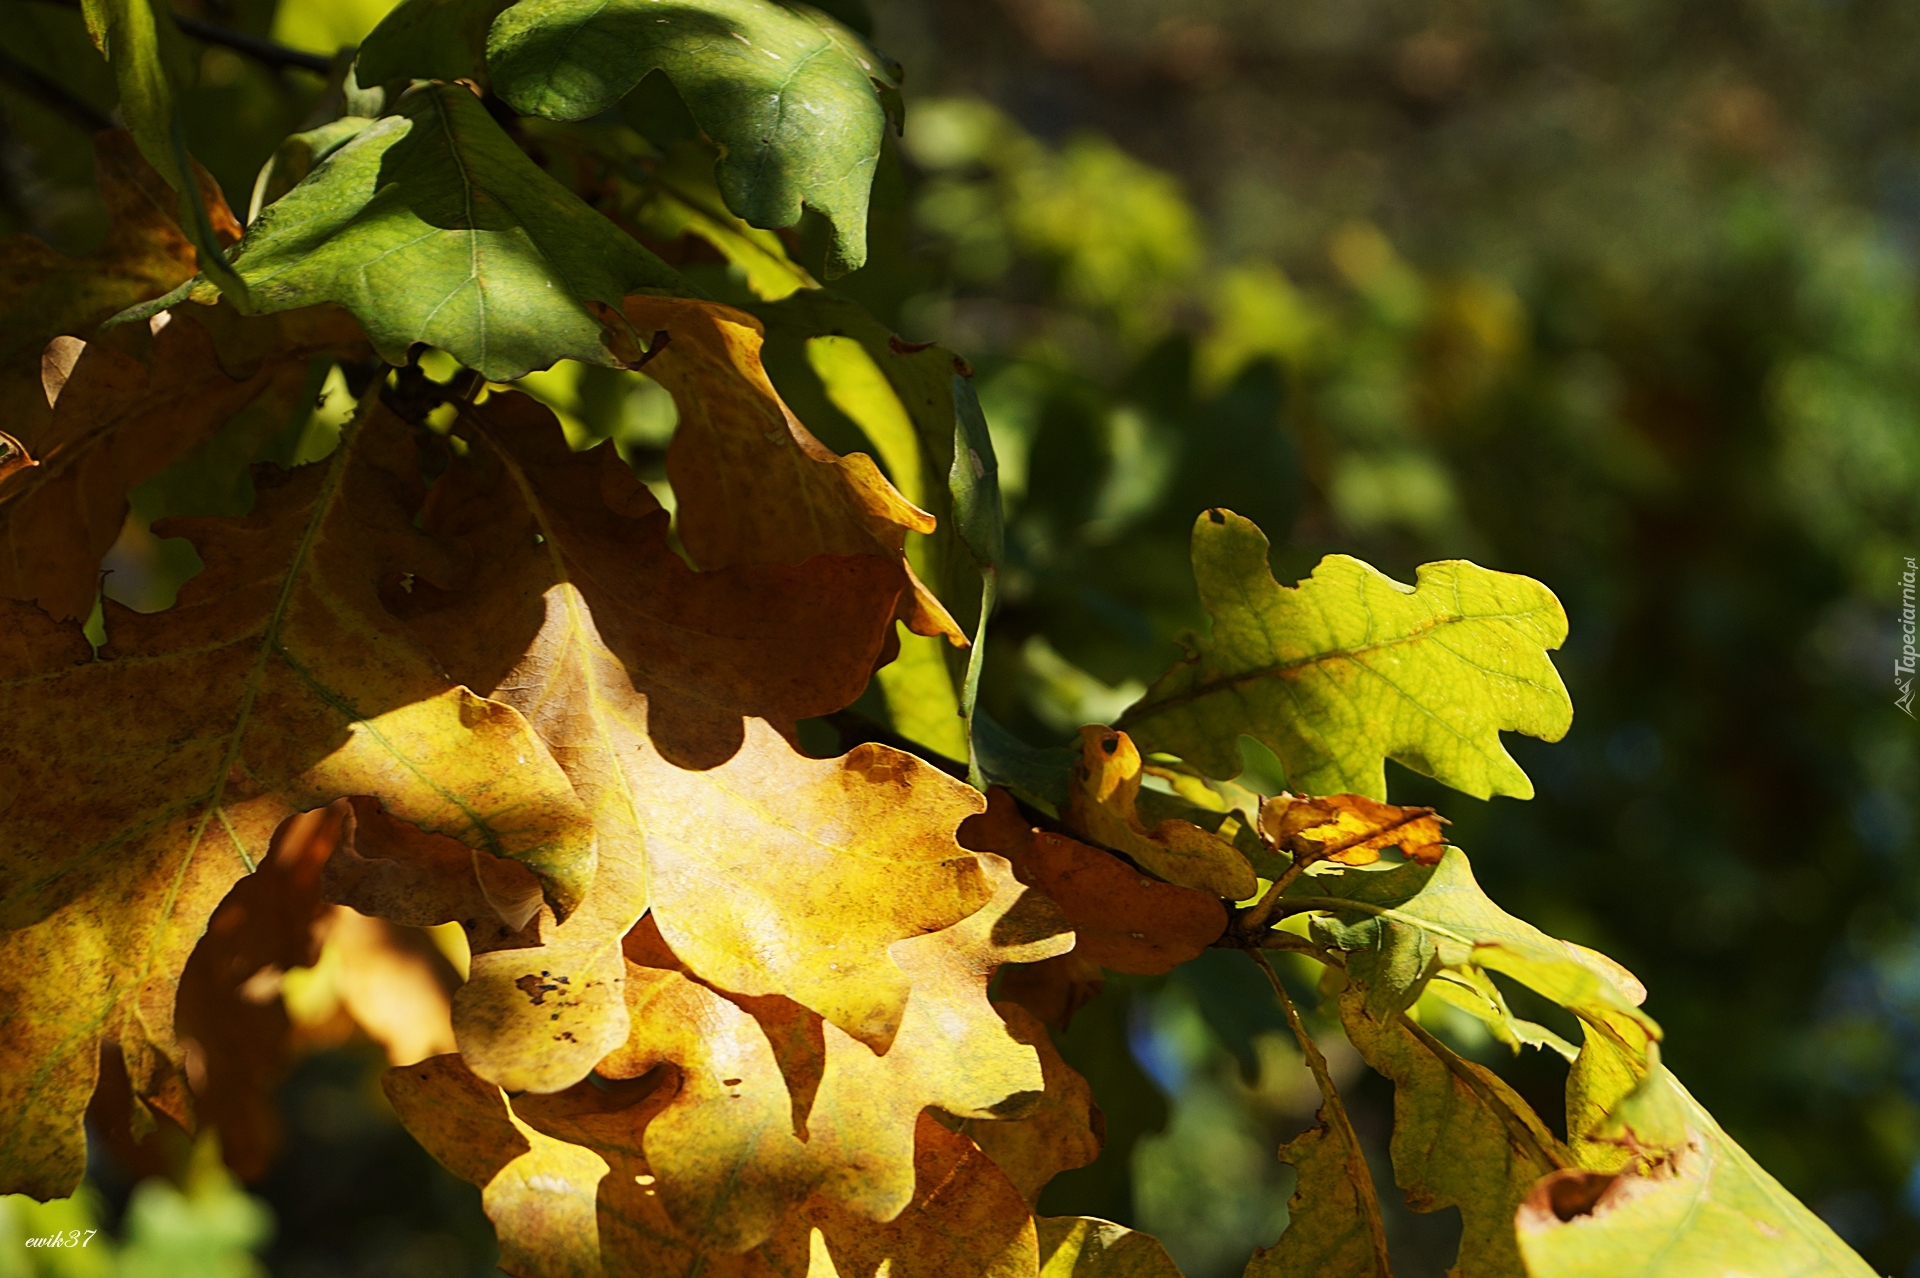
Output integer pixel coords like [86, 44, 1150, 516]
[999, 952, 1107, 1030]
[355, 0, 514, 87]
[0, 304, 366, 620]
[490, 0, 902, 274]
[961, 787, 1226, 974]
[1067, 726, 1256, 900]
[131, 85, 685, 382]
[1246, 1118, 1394, 1278]
[0, 402, 594, 1197]
[1121, 510, 1572, 800]
[1245, 949, 1393, 1278]
[624, 295, 963, 644]
[1037, 1217, 1185, 1277]
[1517, 1067, 1876, 1278]
[0, 131, 224, 442]
[81, 0, 248, 303]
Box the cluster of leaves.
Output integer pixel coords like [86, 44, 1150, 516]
[0, 1, 1885, 1275]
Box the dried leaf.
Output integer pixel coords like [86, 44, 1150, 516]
[1121, 511, 1572, 800]
[0, 404, 594, 1197]
[1066, 726, 1256, 900]
[998, 953, 1107, 1030]
[1259, 793, 1448, 868]
[367, 388, 917, 1091]
[391, 1063, 1046, 1276]
[961, 787, 1226, 974]
[0, 132, 222, 436]
[624, 296, 963, 644]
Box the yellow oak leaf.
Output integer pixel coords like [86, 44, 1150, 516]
[363, 390, 967, 1089]
[0, 403, 594, 1198]
[584, 853, 1072, 1249]
[622, 295, 964, 645]
[389, 1056, 1045, 1278]
[1066, 726, 1256, 900]
[961, 1003, 1104, 1206]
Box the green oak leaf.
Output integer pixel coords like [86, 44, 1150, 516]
[1522, 1055, 1876, 1278]
[125, 85, 684, 382]
[1338, 987, 1567, 1278]
[1246, 1116, 1394, 1278]
[355, 0, 514, 87]
[488, 0, 903, 275]
[1120, 509, 1572, 800]
[1289, 849, 1656, 1051]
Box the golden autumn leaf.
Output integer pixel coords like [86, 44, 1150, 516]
[366, 390, 978, 1090]
[962, 787, 1226, 974]
[1066, 727, 1256, 900]
[622, 295, 964, 644]
[0, 403, 595, 1198]
[588, 853, 1073, 1250]
[388, 1064, 1047, 1278]
[1259, 793, 1449, 868]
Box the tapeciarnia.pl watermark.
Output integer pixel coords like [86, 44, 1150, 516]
[1900, 556, 1917, 718]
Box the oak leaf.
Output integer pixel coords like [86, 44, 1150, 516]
[172, 800, 459, 1179]
[1120, 510, 1572, 800]
[1065, 726, 1255, 900]
[588, 854, 1072, 1248]
[391, 1050, 1043, 1278]
[1035, 1217, 1185, 1276]
[1259, 793, 1448, 868]
[0, 302, 366, 621]
[0, 404, 594, 1197]
[961, 787, 1226, 974]
[623, 296, 964, 645]
[0, 131, 233, 444]
[355, 393, 936, 1089]
[961, 1003, 1103, 1207]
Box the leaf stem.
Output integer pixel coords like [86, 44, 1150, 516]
[1248, 949, 1394, 1276]
[960, 566, 997, 791]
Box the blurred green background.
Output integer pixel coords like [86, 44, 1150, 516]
[2, 0, 1917, 1274]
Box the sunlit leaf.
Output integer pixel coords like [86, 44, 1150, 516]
[127, 85, 685, 382]
[1122, 510, 1572, 800]
[1067, 726, 1256, 899]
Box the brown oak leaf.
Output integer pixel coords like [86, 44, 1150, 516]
[1259, 792, 1448, 868]
[1067, 726, 1256, 900]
